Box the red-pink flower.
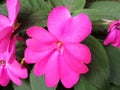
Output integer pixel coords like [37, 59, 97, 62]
[0, 35, 28, 87]
[104, 20, 120, 48]
[25, 6, 92, 88]
[0, 0, 20, 29]
[0, 0, 20, 52]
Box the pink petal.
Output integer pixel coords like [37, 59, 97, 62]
[25, 48, 53, 64]
[0, 15, 10, 30]
[26, 26, 56, 52]
[0, 27, 13, 40]
[7, 59, 28, 79]
[111, 30, 120, 47]
[0, 27, 13, 53]
[104, 30, 116, 45]
[47, 6, 71, 39]
[59, 54, 79, 88]
[26, 38, 55, 52]
[63, 52, 89, 74]
[34, 59, 46, 76]
[7, 69, 22, 86]
[64, 43, 91, 64]
[27, 26, 56, 41]
[45, 51, 59, 87]
[7, 0, 20, 25]
[33, 49, 55, 76]
[5, 36, 17, 63]
[60, 13, 92, 42]
[0, 68, 10, 87]
[8, 36, 16, 55]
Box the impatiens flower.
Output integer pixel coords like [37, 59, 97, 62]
[25, 6, 92, 88]
[0, 0, 20, 52]
[0, 0, 20, 29]
[104, 20, 120, 48]
[0, 34, 28, 87]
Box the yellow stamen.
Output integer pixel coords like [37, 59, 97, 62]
[20, 58, 24, 66]
[1, 60, 5, 66]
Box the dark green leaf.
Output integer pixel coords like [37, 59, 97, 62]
[74, 76, 98, 90]
[0, 3, 7, 15]
[13, 80, 32, 90]
[105, 45, 120, 86]
[18, 0, 50, 32]
[16, 41, 26, 60]
[83, 35, 110, 90]
[88, 1, 120, 20]
[110, 85, 120, 90]
[30, 70, 56, 90]
[27, 0, 51, 12]
[49, 0, 86, 12]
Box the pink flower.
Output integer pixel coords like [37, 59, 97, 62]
[0, 35, 28, 87]
[0, 0, 20, 29]
[104, 20, 120, 48]
[0, 0, 20, 52]
[25, 6, 92, 88]
[0, 0, 27, 86]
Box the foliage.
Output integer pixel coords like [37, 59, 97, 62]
[0, 0, 120, 90]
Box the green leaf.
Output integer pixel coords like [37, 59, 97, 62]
[30, 70, 56, 90]
[110, 85, 120, 90]
[18, 10, 48, 32]
[105, 45, 120, 86]
[0, 3, 7, 15]
[13, 80, 32, 90]
[83, 36, 110, 90]
[49, 0, 86, 12]
[74, 76, 98, 90]
[27, 0, 51, 12]
[88, 1, 120, 20]
[18, 0, 50, 32]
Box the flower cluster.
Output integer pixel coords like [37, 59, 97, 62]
[0, 0, 119, 89]
[0, 0, 27, 86]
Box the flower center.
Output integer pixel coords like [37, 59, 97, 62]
[14, 23, 21, 30]
[115, 23, 120, 30]
[56, 41, 63, 52]
[0, 60, 6, 66]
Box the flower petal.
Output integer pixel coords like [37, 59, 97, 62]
[27, 26, 56, 41]
[47, 6, 71, 39]
[0, 27, 13, 53]
[0, 15, 10, 30]
[60, 13, 92, 42]
[34, 50, 54, 76]
[63, 52, 89, 74]
[0, 68, 10, 87]
[111, 30, 120, 48]
[64, 43, 91, 64]
[59, 54, 79, 88]
[7, 69, 22, 86]
[104, 30, 116, 45]
[25, 48, 53, 64]
[26, 26, 56, 52]
[45, 51, 59, 87]
[7, 0, 20, 25]
[26, 38, 55, 52]
[7, 59, 28, 79]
